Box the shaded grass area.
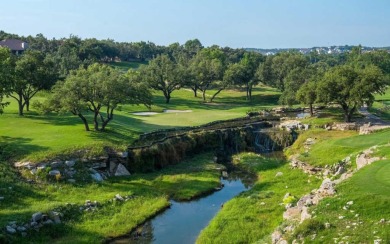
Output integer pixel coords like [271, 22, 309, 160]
[0, 153, 221, 243]
[196, 153, 321, 243]
[292, 156, 390, 243]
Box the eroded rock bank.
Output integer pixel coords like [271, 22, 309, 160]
[127, 120, 297, 173]
[272, 146, 384, 244]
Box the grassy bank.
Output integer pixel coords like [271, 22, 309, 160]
[196, 153, 322, 243]
[289, 148, 390, 243]
[287, 128, 390, 167]
[0, 153, 221, 243]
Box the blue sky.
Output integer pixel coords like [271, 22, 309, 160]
[1, 0, 389, 48]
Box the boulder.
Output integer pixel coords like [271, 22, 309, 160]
[335, 166, 345, 175]
[114, 164, 131, 176]
[271, 230, 282, 244]
[317, 178, 336, 196]
[65, 160, 76, 167]
[50, 161, 63, 169]
[300, 206, 312, 223]
[16, 226, 27, 232]
[67, 179, 76, 183]
[120, 152, 128, 158]
[115, 194, 124, 201]
[43, 219, 53, 225]
[283, 206, 301, 221]
[6, 226, 16, 234]
[32, 212, 43, 222]
[91, 172, 104, 182]
[48, 170, 61, 176]
[49, 211, 61, 224]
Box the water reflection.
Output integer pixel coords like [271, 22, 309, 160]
[111, 173, 254, 244]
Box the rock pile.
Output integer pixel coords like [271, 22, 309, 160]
[13, 151, 131, 184]
[272, 146, 383, 243]
[5, 211, 62, 236]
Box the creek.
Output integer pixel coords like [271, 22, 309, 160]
[110, 170, 256, 244]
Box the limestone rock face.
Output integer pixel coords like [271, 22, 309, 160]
[317, 178, 336, 196]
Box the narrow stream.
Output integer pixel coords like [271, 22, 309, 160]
[111, 171, 255, 244]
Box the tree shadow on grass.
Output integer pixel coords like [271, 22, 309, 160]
[0, 136, 49, 160]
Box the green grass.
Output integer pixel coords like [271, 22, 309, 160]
[196, 153, 321, 243]
[300, 107, 345, 127]
[0, 153, 221, 243]
[291, 155, 390, 243]
[286, 128, 390, 167]
[0, 86, 281, 161]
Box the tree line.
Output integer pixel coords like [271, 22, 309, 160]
[0, 31, 389, 132]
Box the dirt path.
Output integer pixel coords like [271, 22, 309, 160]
[358, 106, 390, 125]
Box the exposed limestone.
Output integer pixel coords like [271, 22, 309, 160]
[272, 145, 383, 242]
[356, 147, 382, 170]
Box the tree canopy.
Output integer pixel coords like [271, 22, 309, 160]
[49, 63, 152, 131]
[317, 64, 386, 122]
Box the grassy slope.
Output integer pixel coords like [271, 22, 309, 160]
[0, 86, 280, 161]
[197, 153, 321, 243]
[0, 85, 280, 242]
[0, 153, 221, 243]
[284, 128, 390, 242]
[287, 128, 390, 167]
[292, 152, 390, 243]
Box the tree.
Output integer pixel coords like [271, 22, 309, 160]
[190, 47, 226, 101]
[8, 50, 57, 115]
[141, 54, 182, 103]
[279, 67, 315, 106]
[317, 64, 386, 122]
[50, 63, 152, 131]
[224, 52, 263, 101]
[0, 47, 13, 113]
[296, 80, 318, 116]
[257, 52, 309, 91]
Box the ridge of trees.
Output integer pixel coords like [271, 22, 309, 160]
[0, 31, 389, 130]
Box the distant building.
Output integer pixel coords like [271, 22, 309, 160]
[0, 39, 29, 54]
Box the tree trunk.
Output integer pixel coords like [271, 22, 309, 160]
[192, 87, 198, 97]
[78, 114, 90, 131]
[93, 112, 100, 131]
[344, 113, 352, 122]
[17, 93, 24, 116]
[202, 90, 207, 101]
[25, 99, 30, 111]
[210, 89, 223, 102]
[101, 108, 114, 131]
[309, 103, 314, 116]
[165, 94, 171, 104]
